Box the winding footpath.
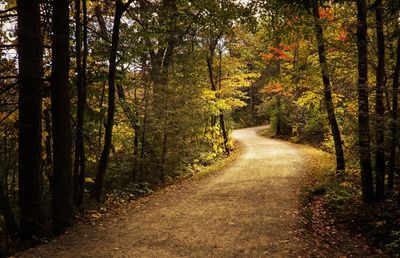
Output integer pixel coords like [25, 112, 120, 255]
[20, 126, 305, 257]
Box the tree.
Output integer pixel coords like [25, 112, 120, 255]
[311, 0, 345, 171]
[92, 0, 134, 202]
[374, 0, 385, 198]
[0, 176, 19, 241]
[201, 0, 240, 155]
[73, 0, 88, 210]
[138, 0, 190, 181]
[16, 0, 44, 240]
[356, 0, 374, 202]
[389, 30, 400, 190]
[50, 0, 74, 234]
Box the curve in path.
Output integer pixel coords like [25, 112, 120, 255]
[21, 125, 304, 258]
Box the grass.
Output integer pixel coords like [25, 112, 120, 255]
[98, 140, 245, 209]
[296, 145, 336, 205]
[190, 140, 244, 180]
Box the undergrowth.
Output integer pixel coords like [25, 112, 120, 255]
[298, 144, 400, 256]
[92, 140, 244, 212]
[259, 126, 398, 256]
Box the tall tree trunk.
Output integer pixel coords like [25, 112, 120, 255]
[140, 76, 149, 178]
[160, 122, 168, 183]
[92, 0, 128, 202]
[50, 0, 74, 234]
[274, 32, 283, 136]
[218, 49, 229, 155]
[0, 176, 19, 241]
[312, 0, 345, 171]
[207, 43, 229, 154]
[133, 85, 140, 181]
[80, 0, 88, 206]
[206, 53, 218, 128]
[219, 113, 229, 154]
[73, 0, 86, 210]
[16, 0, 44, 240]
[276, 95, 282, 135]
[43, 106, 54, 193]
[374, 0, 385, 198]
[98, 81, 106, 152]
[388, 31, 400, 190]
[356, 0, 374, 202]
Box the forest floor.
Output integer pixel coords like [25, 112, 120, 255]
[16, 126, 383, 258]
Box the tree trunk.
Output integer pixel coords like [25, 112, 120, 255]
[80, 0, 88, 205]
[374, 0, 385, 198]
[274, 33, 283, 136]
[98, 81, 106, 152]
[218, 49, 229, 155]
[389, 30, 400, 190]
[219, 113, 229, 154]
[133, 85, 140, 181]
[312, 0, 345, 171]
[0, 176, 19, 241]
[276, 95, 282, 135]
[16, 0, 44, 240]
[160, 124, 168, 183]
[43, 106, 54, 193]
[356, 0, 374, 202]
[140, 75, 149, 177]
[206, 54, 218, 128]
[207, 44, 229, 155]
[73, 0, 86, 210]
[50, 0, 74, 234]
[92, 0, 125, 202]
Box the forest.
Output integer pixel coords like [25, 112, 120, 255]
[1, 0, 400, 256]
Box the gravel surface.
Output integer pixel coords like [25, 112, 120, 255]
[19, 125, 305, 258]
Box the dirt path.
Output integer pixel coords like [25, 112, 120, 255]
[20, 125, 305, 258]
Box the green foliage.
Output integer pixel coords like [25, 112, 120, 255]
[324, 177, 358, 210]
[269, 101, 293, 136]
[298, 112, 328, 144]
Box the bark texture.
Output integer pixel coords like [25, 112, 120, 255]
[356, 0, 374, 202]
[50, 0, 74, 234]
[17, 0, 44, 240]
[0, 177, 19, 240]
[389, 32, 400, 190]
[374, 0, 385, 198]
[92, 0, 128, 202]
[312, 0, 345, 171]
[73, 0, 88, 210]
